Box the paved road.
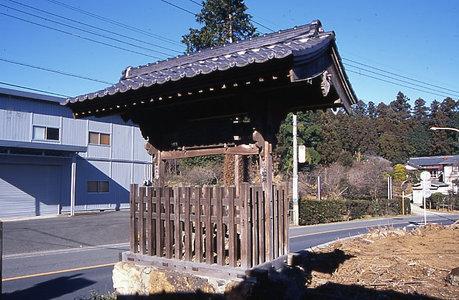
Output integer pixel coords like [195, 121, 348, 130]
[2, 211, 458, 299]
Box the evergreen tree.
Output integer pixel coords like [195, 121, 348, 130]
[413, 98, 429, 121]
[181, 0, 257, 53]
[367, 101, 377, 118]
[390, 91, 411, 119]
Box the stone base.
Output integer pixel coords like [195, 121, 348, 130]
[113, 262, 233, 296]
[113, 260, 304, 299]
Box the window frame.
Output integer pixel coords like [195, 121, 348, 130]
[32, 125, 60, 142]
[87, 180, 110, 193]
[88, 131, 111, 146]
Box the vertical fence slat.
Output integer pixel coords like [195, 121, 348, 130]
[139, 187, 146, 254]
[283, 184, 289, 254]
[273, 185, 279, 259]
[195, 187, 202, 262]
[184, 187, 192, 261]
[155, 187, 163, 256]
[258, 187, 266, 264]
[216, 187, 224, 265]
[164, 187, 172, 259]
[228, 187, 236, 267]
[252, 187, 259, 266]
[205, 187, 213, 264]
[130, 184, 138, 253]
[276, 186, 283, 257]
[147, 187, 154, 255]
[241, 183, 251, 268]
[174, 187, 182, 260]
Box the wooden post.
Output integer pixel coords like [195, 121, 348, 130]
[261, 141, 274, 261]
[240, 183, 252, 268]
[235, 154, 241, 196]
[174, 187, 182, 259]
[216, 187, 224, 265]
[155, 187, 163, 256]
[204, 187, 213, 264]
[164, 187, 172, 258]
[195, 187, 202, 262]
[139, 187, 146, 255]
[154, 151, 165, 187]
[184, 187, 192, 261]
[147, 187, 154, 255]
[130, 184, 138, 253]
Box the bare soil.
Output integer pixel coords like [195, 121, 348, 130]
[306, 222, 459, 299]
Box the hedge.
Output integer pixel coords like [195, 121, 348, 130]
[299, 198, 411, 225]
[426, 192, 459, 209]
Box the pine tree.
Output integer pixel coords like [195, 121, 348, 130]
[181, 0, 257, 53]
[413, 98, 429, 121]
[367, 101, 377, 118]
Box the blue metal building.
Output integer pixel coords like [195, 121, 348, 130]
[0, 87, 152, 219]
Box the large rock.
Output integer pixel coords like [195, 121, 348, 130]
[113, 262, 219, 296]
[446, 267, 459, 286]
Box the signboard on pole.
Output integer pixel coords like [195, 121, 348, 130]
[298, 145, 306, 163]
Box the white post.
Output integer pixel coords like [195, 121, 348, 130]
[70, 155, 77, 216]
[423, 191, 427, 225]
[292, 114, 299, 226]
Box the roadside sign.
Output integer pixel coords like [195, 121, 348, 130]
[420, 171, 431, 181]
[298, 145, 306, 163]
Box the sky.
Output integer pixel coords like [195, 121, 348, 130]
[0, 0, 458, 105]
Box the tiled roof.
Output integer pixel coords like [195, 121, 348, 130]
[407, 155, 459, 167]
[63, 20, 342, 105]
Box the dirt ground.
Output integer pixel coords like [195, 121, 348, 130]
[305, 222, 459, 299]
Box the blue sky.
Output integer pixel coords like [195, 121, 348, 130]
[0, 0, 458, 104]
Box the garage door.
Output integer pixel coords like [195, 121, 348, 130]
[0, 163, 61, 218]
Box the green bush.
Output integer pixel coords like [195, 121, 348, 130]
[299, 198, 411, 225]
[299, 199, 346, 225]
[345, 199, 370, 219]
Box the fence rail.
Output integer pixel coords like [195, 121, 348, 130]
[130, 183, 288, 269]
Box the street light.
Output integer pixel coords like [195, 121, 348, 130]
[430, 126, 459, 133]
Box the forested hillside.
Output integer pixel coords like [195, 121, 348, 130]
[276, 92, 459, 173]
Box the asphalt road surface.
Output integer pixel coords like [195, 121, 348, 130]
[2, 211, 458, 300]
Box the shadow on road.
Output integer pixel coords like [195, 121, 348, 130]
[3, 273, 96, 300]
[113, 249, 437, 300]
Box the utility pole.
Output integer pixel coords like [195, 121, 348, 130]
[292, 114, 299, 225]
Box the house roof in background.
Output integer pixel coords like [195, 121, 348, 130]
[63, 20, 356, 106]
[0, 87, 64, 104]
[407, 155, 459, 168]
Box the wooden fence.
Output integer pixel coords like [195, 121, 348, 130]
[130, 183, 288, 269]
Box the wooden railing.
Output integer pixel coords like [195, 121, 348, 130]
[130, 183, 288, 269]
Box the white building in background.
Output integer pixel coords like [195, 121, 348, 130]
[406, 155, 459, 205]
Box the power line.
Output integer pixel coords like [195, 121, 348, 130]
[5, 0, 181, 55]
[161, 0, 197, 16]
[346, 69, 452, 99]
[0, 4, 172, 57]
[343, 62, 458, 98]
[343, 58, 459, 95]
[0, 58, 113, 85]
[0, 12, 161, 59]
[0, 81, 70, 97]
[44, 0, 184, 48]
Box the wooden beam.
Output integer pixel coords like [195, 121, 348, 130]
[161, 144, 259, 160]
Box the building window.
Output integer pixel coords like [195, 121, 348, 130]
[33, 126, 59, 141]
[89, 132, 110, 146]
[87, 180, 109, 193]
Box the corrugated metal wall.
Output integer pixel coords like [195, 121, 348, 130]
[0, 94, 152, 218]
[0, 155, 70, 219]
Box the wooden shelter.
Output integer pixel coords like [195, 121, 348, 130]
[65, 20, 356, 278]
